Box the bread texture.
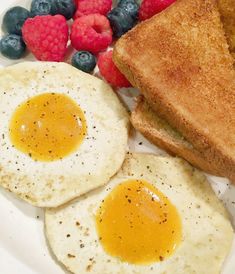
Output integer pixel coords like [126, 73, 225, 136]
[131, 96, 222, 176]
[218, 0, 235, 60]
[113, 0, 235, 182]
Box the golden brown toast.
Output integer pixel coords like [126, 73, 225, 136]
[218, 0, 235, 59]
[131, 96, 221, 176]
[113, 0, 235, 182]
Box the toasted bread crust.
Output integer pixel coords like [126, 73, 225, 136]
[131, 96, 222, 176]
[114, 0, 235, 182]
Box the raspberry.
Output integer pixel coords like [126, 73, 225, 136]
[139, 0, 176, 21]
[74, 0, 112, 19]
[98, 50, 131, 88]
[71, 14, 112, 54]
[22, 15, 69, 62]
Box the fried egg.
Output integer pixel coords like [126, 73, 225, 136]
[45, 153, 233, 274]
[0, 62, 129, 207]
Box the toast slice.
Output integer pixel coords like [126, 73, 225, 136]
[131, 96, 221, 176]
[113, 0, 235, 182]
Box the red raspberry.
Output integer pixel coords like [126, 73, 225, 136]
[74, 0, 112, 19]
[22, 15, 69, 62]
[98, 50, 131, 88]
[139, 0, 176, 21]
[71, 14, 112, 54]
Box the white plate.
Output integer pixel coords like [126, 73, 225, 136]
[0, 1, 235, 273]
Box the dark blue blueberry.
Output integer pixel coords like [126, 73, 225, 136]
[107, 7, 136, 38]
[117, 0, 139, 19]
[0, 34, 26, 59]
[54, 0, 76, 20]
[72, 51, 96, 73]
[2, 6, 30, 35]
[30, 0, 57, 17]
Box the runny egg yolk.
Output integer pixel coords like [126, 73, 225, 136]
[9, 93, 87, 161]
[96, 179, 182, 265]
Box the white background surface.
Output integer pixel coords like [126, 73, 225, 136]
[0, 0, 235, 273]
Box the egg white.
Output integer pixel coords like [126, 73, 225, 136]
[0, 62, 129, 207]
[45, 153, 233, 274]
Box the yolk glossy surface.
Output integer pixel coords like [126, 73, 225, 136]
[9, 93, 87, 161]
[96, 179, 182, 265]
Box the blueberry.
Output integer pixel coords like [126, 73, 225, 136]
[107, 7, 135, 38]
[2, 6, 30, 35]
[54, 0, 76, 20]
[118, 0, 139, 20]
[0, 34, 26, 59]
[72, 51, 96, 73]
[30, 0, 57, 17]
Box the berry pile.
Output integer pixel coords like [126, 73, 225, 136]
[0, 0, 175, 87]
